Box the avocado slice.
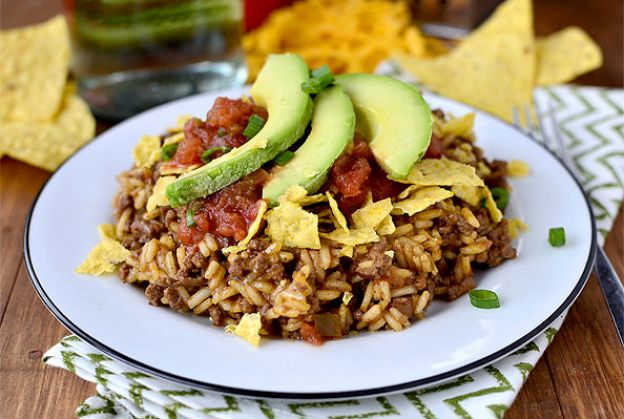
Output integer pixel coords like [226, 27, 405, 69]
[166, 54, 313, 207]
[334, 74, 432, 180]
[263, 85, 355, 206]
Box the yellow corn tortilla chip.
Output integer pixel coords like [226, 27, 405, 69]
[394, 186, 453, 216]
[398, 157, 485, 187]
[352, 198, 393, 230]
[0, 16, 70, 122]
[436, 113, 476, 140]
[536, 27, 602, 85]
[97, 224, 117, 240]
[159, 163, 199, 176]
[146, 176, 176, 212]
[223, 201, 269, 254]
[342, 291, 354, 305]
[133, 135, 161, 168]
[320, 227, 379, 246]
[76, 238, 130, 275]
[0, 86, 95, 171]
[339, 245, 354, 258]
[507, 160, 530, 177]
[282, 185, 327, 206]
[376, 215, 396, 235]
[163, 132, 185, 146]
[483, 187, 503, 223]
[225, 313, 262, 347]
[266, 196, 320, 249]
[507, 218, 528, 239]
[326, 192, 348, 231]
[451, 185, 483, 207]
[167, 114, 192, 133]
[395, 0, 535, 122]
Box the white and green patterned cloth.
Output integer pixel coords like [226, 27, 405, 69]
[43, 84, 623, 419]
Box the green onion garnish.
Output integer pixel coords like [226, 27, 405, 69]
[301, 64, 335, 94]
[216, 127, 227, 137]
[243, 114, 266, 139]
[469, 289, 500, 309]
[185, 210, 196, 227]
[548, 227, 566, 247]
[160, 143, 178, 161]
[274, 150, 295, 166]
[490, 187, 510, 210]
[200, 146, 232, 164]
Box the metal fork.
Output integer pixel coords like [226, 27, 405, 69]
[512, 103, 624, 347]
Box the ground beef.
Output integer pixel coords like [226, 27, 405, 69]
[353, 239, 392, 279]
[145, 284, 165, 306]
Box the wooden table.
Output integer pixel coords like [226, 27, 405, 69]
[1, 1, 623, 417]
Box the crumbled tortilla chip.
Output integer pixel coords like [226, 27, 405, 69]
[352, 198, 393, 230]
[266, 195, 320, 249]
[536, 27, 602, 85]
[133, 135, 161, 168]
[146, 176, 176, 212]
[0, 85, 95, 171]
[326, 192, 348, 231]
[507, 218, 528, 239]
[377, 215, 396, 235]
[483, 187, 503, 223]
[168, 114, 192, 133]
[320, 227, 379, 246]
[225, 313, 262, 347]
[451, 185, 483, 207]
[76, 238, 130, 275]
[436, 113, 475, 140]
[0, 16, 70, 122]
[97, 224, 117, 240]
[398, 158, 484, 187]
[395, 0, 535, 122]
[507, 160, 530, 177]
[163, 132, 185, 146]
[223, 201, 269, 254]
[394, 186, 453, 216]
[342, 291, 353, 305]
[339, 245, 354, 258]
[281, 185, 327, 206]
[398, 185, 420, 199]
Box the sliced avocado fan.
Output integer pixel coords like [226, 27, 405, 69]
[166, 53, 313, 207]
[334, 74, 432, 180]
[263, 85, 355, 206]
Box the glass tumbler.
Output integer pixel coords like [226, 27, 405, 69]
[64, 0, 247, 120]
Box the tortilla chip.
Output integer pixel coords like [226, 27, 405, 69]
[146, 176, 176, 212]
[451, 185, 483, 207]
[320, 227, 379, 246]
[97, 224, 117, 240]
[282, 185, 327, 206]
[0, 16, 69, 122]
[395, 0, 535, 122]
[159, 163, 199, 176]
[163, 132, 184, 146]
[167, 114, 192, 133]
[133, 135, 161, 168]
[536, 27, 602, 85]
[507, 218, 528, 239]
[376, 215, 396, 235]
[326, 193, 349, 231]
[342, 291, 354, 305]
[507, 160, 530, 177]
[436, 113, 475, 140]
[398, 158, 484, 187]
[483, 187, 503, 223]
[394, 186, 453, 216]
[352, 198, 393, 230]
[76, 238, 130, 275]
[225, 313, 262, 347]
[223, 201, 269, 254]
[266, 197, 320, 249]
[0, 86, 95, 171]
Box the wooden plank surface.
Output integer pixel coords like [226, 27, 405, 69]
[1, 0, 623, 418]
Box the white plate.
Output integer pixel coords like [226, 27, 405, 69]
[25, 87, 595, 399]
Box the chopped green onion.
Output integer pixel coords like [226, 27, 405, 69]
[469, 289, 500, 309]
[216, 127, 227, 137]
[243, 114, 266, 139]
[490, 187, 510, 210]
[200, 146, 232, 164]
[301, 64, 335, 94]
[480, 198, 487, 209]
[160, 143, 178, 161]
[548, 227, 566, 247]
[274, 150, 295, 166]
[185, 210, 196, 227]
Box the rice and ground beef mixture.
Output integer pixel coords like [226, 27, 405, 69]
[112, 97, 516, 345]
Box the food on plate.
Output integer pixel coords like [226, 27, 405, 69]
[0, 16, 95, 170]
[394, 0, 602, 122]
[78, 54, 521, 345]
[243, 0, 446, 80]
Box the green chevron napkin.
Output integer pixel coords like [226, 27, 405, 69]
[43, 84, 623, 418]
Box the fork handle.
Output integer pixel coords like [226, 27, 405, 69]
[594, 245, 624, 346]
